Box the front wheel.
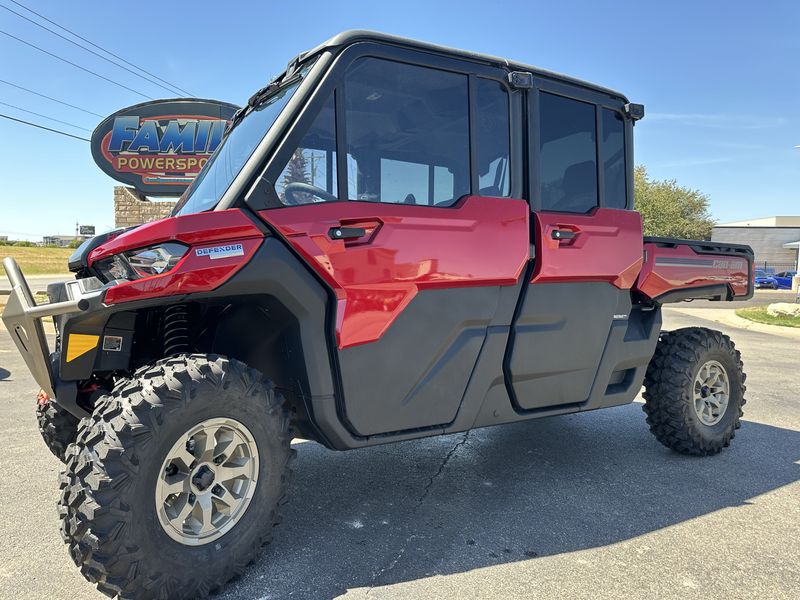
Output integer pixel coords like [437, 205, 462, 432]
[642, 327, 746, 456]
[59, 355, 294, 599]
[36, 397, 78, 461]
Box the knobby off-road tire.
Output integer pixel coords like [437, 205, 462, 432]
[36, 400, 79, 462]
[643, 327, 746, 456]
[58, 355, 294, 600]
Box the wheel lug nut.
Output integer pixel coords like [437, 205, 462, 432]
[213, 455, 225, 465]
[212, 484, 223, 496]
[188, 492, 196, 504]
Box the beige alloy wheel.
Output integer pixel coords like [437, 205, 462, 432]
[155, 417, 259, 546]
[692, 360, 730, 426]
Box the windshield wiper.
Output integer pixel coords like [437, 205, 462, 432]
[228, 68, 305, 133]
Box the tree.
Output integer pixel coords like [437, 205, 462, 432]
[634, 165, 715, 240]
[280, 149, 310, 203]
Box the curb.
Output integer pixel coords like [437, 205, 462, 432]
[666, 306, 800, 340]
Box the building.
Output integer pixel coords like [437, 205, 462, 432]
[42, 235, 86, 247]
[114, 186, 176, 229]
[712, 216, 800, 272]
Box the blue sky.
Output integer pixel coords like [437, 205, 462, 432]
[0, 0, 797, 238]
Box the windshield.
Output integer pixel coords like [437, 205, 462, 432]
[172, 79, 303, 216]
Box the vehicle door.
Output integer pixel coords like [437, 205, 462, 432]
[257, 47, 530, 436]
[506, 83, 645, 411]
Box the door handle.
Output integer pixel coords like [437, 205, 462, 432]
[551, 229, 576, 241]
[328, 226, 366, 240]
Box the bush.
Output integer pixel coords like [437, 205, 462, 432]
[0, 240, 36, 247]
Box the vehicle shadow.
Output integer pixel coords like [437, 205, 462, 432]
[220, 405, 800, 599]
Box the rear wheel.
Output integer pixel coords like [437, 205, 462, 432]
[642, 327, 746, 456]
[59, 355, 294, 599]
[36, 398, 78, 462]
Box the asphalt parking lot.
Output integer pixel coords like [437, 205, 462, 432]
[0, 307, 798, 599]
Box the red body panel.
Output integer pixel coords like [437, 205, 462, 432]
[96, 210, 264, 305]
[636, 242, 750, 300]
[531, 208, 644, 289]
[260, 196, 530, 348]
[103, 238, 261, 304]
[89, 209, 261, 264]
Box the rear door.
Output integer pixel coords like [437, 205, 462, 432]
[259, 49, 530, 436]
[506, 84, 644, 411]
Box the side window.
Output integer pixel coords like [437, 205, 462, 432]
[601, 108, 626, 209]
[539, 92, 598, 213]
[475, 78, 510, 197]
[277, 94, 337, 205]
[380, 159, 428, 204]
[344, 57, 470, 206]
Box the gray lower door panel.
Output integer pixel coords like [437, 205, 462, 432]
[506, 282, 623, 410]
[338, 286, 501, 436]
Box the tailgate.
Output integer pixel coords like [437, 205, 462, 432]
[636, 237, 754, 303]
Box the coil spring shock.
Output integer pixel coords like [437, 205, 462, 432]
[163, 304, 190, 356]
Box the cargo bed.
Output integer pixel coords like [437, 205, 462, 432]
[635, 237, 754, 303]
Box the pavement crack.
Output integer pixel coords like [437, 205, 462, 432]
[365, 432, 470, 596]
[417, 431, 470, 505]
[365, 533, 416, 597]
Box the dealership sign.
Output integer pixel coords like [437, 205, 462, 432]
[91, 99, 239, 196]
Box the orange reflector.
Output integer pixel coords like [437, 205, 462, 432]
[66, 334, 99, 362]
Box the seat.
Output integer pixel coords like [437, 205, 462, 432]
[560, 161, 597, 212]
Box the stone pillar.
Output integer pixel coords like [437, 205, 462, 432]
[113, 186, 177, 228]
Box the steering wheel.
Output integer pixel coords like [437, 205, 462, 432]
[284, 182, 338, 205]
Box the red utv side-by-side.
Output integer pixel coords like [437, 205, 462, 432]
[2, 31, 753, 600]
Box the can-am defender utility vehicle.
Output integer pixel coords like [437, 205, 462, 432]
[2, 31, 753, 600]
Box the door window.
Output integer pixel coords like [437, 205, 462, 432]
[539, 92, 598, 213]
[379, 159, 428, 204]
[344, 57, 470, 206]
[276, 94, 338, 205]
[475, 78, 510, 197]
[601, 108, 626, 209]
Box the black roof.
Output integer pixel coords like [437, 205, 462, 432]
[300, 30, 628, 102]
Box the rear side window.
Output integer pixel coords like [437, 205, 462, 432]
[601, 108, 626, 209]
[539, 92, 598, 213]
[344, 57, 470, 205]
[475, 78, 510, 197]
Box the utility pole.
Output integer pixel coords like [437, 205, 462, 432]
[309, 151, 318, 186]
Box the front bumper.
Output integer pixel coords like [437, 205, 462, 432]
[1, 257, 103, 398]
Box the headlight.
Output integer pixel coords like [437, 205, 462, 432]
[95, 243, 188, 282]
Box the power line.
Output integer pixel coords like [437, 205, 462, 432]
[7, 0, 194, 97]
[0, 2, 187, 97]
[0, 100, 92, 131]
[0, 78, 104, 118]
[0, 112, 89, 141]
[0, 28, 152, 99]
